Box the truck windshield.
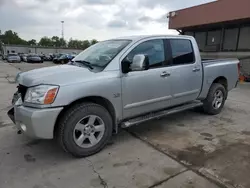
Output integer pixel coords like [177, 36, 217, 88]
[72, 40, 131, 68]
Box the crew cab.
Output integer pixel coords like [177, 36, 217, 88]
[8, 35, 239, 157]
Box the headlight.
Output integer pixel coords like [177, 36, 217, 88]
[24, 85, 59, 105]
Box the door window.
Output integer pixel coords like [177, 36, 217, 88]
[125, 39, 165, 69]
[169, 39, 195, 65]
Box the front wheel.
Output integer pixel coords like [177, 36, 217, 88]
[56, 103, 113, 157]
[203, 83, 227, 115]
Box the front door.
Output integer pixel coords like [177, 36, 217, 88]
[121, 39, 172, 119]
[168, 39, 203, 106]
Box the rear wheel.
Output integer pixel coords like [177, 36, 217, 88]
[56, 103, 113, 157]
[203, 83, 226, 115]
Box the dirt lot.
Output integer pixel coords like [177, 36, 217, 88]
[0, 60, 250, 188]
[129, 83, 250, 188]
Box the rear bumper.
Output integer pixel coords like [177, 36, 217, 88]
[8, 106, 63, 139]
[27, 60, 42, 63]
[53, 60, 62, 64]
[8, 60, 20, 63]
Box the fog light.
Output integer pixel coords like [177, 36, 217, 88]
[20, 123, 27, 132]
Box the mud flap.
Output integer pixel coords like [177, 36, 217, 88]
[7, 108, 15, 124]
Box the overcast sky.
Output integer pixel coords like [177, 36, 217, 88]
[0, 0, 214, 41]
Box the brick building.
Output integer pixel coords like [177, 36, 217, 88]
[168, 0, 250, 75]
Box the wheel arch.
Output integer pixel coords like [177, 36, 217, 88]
[54, 96, 117, 138]
[212, 76, 228, 99]
[212, 76, 228, 91]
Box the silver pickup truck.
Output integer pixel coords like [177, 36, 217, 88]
[8, 35, 239, 157]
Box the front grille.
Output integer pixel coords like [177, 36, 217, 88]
[17, 85, 28, 101]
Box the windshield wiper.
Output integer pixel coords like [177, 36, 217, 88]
[73, 60, 94, 69]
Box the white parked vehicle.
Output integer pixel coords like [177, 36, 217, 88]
[7, 53, 21, 63]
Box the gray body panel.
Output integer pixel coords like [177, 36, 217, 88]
[122, 67, 172, 119]
[12, 35, 239, 139]
[15, 104, 63, 139]
[199, 59, 239, 99]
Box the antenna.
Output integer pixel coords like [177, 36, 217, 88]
[61, 21, 64, 40]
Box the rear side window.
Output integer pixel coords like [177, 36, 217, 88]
[169, 39, 195, 65]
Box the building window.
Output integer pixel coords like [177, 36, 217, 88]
[184, 32, 194, 37]
[207, 30, 221, 46]
[195, 32, 206, 52]
[223, 28, 239, 51]
[238, 26, 250, 51]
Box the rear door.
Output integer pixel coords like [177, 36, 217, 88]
[167, 38, 202, 106]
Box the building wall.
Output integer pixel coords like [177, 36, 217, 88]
[3, 46, 29, 54]
[2, 45, 83, 55]
[57, 48, 82, 54]
[201, 52, 250, 59]
[184, 23, 250, 53]
[169, 0, 250, 29]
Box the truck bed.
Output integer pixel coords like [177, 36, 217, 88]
[202, 58, 238, 64]
[198, 58, 239, 100]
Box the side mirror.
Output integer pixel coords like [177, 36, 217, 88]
[130, 54, 149, 72]
[121, 54, 149, 73]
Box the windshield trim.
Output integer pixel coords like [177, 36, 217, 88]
[72, 39, 132, 70]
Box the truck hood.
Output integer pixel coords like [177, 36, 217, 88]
[16, 65, 112, 87]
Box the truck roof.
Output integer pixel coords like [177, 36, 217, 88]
[113, 35, 194, 42]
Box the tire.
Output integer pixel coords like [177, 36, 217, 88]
[56, 102, 113, 157]
[203, 83, 227, 115]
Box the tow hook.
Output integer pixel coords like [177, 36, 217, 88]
[17, 130, 22, 134]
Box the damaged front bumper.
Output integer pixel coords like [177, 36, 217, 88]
[7, 97, 63, 139]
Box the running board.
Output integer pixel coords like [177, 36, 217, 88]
[121, 101, 203, 128]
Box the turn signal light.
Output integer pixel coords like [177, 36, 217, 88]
[44, 88, 58, 104]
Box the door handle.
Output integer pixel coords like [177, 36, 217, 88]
[193, 67, 201, 72]
[160, 71, 171, 77]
